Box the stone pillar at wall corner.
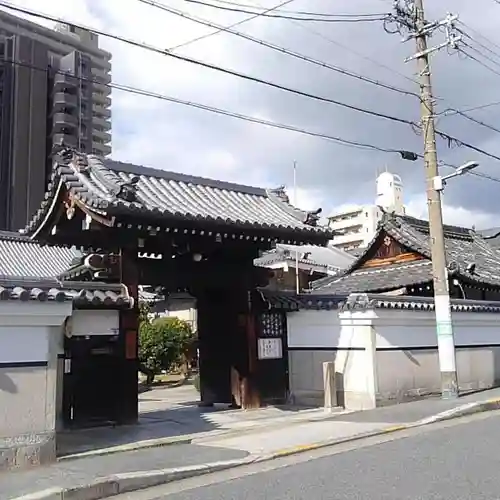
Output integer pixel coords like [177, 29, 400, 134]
[337, 306, 378, 411]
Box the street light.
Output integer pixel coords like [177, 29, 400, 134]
[429, 160, 479, 400]
[432, 161, 480, 192]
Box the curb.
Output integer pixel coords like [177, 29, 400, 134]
[10, 458, 257, 500]
[256, 397, 500, 462]
[12, 398, 500, 500]
[58, 435, 195, 462]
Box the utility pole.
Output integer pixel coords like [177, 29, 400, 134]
[394, 0, 460, 398]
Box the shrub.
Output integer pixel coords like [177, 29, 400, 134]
[139, 314, 195, 385]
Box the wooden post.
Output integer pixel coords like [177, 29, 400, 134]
[323, 361, 336, 412]
[119, 246, 139, 424]
[241, 290, 261, 409]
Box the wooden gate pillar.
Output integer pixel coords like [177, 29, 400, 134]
[239, 291, 261, 409]
[119, 246, 139, 424]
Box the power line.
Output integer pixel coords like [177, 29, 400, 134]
[3, 1, 499, 167]
[169, 0, 294, 51]
[457, 20, 500, 54]
[139, 0, 417, 98]
[178, 0, 389, 21]
[1, 55, 413, 156]
[456, 26, 500, 64]
[443, 106, 500, 136]
[0, 2, 418, 127]
[438, 100, 500, 117]
[194, 0, 388, 17]
[460, 45, 500, 78]
[236, 0, 500, 140]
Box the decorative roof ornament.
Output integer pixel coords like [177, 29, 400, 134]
[305, 208, 322, 227]
[73, 152, 90, 173]
[52, 140, 76, 166]
[269, 185, 289, 204]
[339, 292, 376, 312]
[112, 176, 140, 202]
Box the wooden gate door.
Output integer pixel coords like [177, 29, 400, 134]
[63, 335, 122, 427]
[256, 310, 289, 404]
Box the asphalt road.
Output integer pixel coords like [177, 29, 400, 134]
[117, 411, 500, 500]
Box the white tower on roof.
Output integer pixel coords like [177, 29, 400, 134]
[376, 171, 405, 215]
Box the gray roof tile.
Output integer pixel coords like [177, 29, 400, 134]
[260, 290, 500, 313]
[311, 213, 500, 294]
[0, 231, 81, 280]
[259, 289, 347, 311]
[311, 261, 433, 294]
[0, 277, 132, 307]
[254, 243, 354, 272]
[24, 150, 330, 238]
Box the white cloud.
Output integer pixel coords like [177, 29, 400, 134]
[5, 0, 500, 228]
[405, 194, 497, 230]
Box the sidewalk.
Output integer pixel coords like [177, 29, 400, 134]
[5, 387, 500, 500]
[196, 388, 500, 456]
[57, 384, 337, 458]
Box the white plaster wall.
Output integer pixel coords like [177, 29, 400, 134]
[0, 325, 62, 437]
[287, 310, 370, 407]
[0, 326, 50, 364]
[288, 310, 344, 348]
[0, 301, 71, 469]
[287, 306, 500, 408]
[375, 309, 500, 400]
[72, 310, 119, 336]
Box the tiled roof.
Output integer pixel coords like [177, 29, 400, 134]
[311, 213, 500, 294]
[63, 282, 133, 308]
[260, 290, 500, 313]
[0, 231, 81, 280]
[0, 277, 132, 307]
[478, 227, 500, 248]
[258, 289, 347, 311]
[311, 260, 433, 294]
[341, 293, 500, 313]
[24, 149, 330, 239]
[254, 243, 354, 273]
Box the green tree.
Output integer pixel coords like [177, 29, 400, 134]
[139, 314, 195, 385]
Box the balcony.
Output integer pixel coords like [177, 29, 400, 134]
[91, 67, 112, 85]
[92, 129, 111, 144]
[52, 112, 78, 128]
[92, 104, 111, 118]
[93, 92, 111, 107]
[92, 82, 111, 96]
[52, 91, 78, 108]
[92, 115, 111, 130]
[52, 72, 77, 92]
[52, 132, 78, 149]
[92, 143, 112, 156]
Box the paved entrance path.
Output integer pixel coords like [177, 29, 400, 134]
[57, 383, 337, 457]
[4, 386, 500, 499]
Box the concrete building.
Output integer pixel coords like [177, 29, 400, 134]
[328, 172, 406, 251]
[0, 10, 111, 231]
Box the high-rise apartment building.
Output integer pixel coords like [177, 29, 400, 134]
[0, 10, 111, 230]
